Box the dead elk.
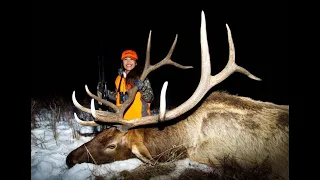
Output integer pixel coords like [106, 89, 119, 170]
[66, 11, 289, 180]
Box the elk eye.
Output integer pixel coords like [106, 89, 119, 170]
[107, 144, 116, 149]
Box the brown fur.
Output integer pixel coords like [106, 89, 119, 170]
[66, 91, 289, 180]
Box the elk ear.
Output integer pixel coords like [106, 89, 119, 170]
[131, 143, 155, 165]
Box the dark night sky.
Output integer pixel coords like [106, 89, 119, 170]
[32, 1, 288, 108]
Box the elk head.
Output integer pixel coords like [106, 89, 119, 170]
[66, 127, 137, 167]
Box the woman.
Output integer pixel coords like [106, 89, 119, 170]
[107, 49, 154, 120]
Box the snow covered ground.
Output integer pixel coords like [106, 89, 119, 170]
[31, 109, 214, 180]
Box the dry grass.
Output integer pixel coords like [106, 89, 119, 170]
[113, 163, 176, 180]
[102, 154, 283, 180]
[31, 95, 109, 144]
[31, 96, 82, 143]
[208, 155, 284, 180]
[49, 100, 60, 144]
[31, 98, 44, 129]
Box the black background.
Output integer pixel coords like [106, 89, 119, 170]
[32, 1, 288, 108]
[30, 1, 306, 179]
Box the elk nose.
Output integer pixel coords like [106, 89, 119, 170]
[66, 155, 75, 168]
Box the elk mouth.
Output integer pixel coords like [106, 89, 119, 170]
[66, 154, 75, 168]
[65, 147, 98, 168]
[65, 151, 87, 168]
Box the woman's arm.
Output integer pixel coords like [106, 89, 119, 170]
[135, 78, 154, 103]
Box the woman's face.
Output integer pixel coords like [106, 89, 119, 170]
[122, 57, 136, 73]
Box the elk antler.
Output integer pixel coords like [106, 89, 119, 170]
[72, 11, 261, 132]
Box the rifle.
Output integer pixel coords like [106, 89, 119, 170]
[95, 40, 110, 133]
[96, 40, 108, 110]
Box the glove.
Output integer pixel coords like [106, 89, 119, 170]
[118, 68, 124, 76]
[134, 80, 144, 90]
[97, 82, 107, 94]
[120, 92, 128, 104]
[97, 82, 104, 93]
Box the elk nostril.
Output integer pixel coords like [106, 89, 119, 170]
[66, 156, 75, 168]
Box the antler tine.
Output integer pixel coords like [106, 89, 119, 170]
[72, 91, 108, 116]
[159, 81, 168, 121]
[84, 85, 119, 113]
[72, 91, 91, 114]
[73, 112, 100, 126]
[207, 24, 261, 90]
[72, 91, 111, 126]
[225, 24, 261, 81]
[144, 30, 152, 72]
[140, 33, 193, 81]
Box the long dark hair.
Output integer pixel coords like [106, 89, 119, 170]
[121, 62, 143, 88]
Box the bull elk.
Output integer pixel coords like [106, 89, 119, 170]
[66, 11, 289, 180]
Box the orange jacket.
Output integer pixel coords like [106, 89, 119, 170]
[115, 75, 151, 120]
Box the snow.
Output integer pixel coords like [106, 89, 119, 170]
[31, 109, 214, 180]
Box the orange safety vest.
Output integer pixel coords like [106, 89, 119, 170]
[115, 75, 151, 120]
